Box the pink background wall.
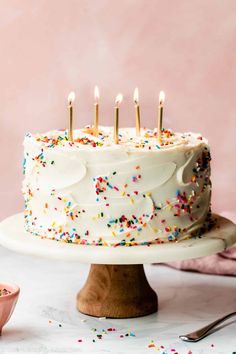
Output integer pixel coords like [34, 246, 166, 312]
[0, 0, 236, 220]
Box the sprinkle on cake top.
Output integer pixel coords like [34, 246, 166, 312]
[24, 126, 207, 152]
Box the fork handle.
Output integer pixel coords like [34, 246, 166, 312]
[179, 311, 236, 342]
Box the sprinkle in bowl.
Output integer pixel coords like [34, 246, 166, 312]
[0, 282, 20, 335]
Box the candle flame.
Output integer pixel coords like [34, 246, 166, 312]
[133, 87, 139, 105]
[68, 91, 75, 105]
[115, 93, 123, 107]
[94, 85, 99, 103]
[159, 90, 165, 105]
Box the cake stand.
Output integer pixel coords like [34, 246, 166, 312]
[0, 213, 236, 319]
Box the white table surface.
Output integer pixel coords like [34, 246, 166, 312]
[0, 245, 236, 354]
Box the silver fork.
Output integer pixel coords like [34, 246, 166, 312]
[179, 311, 236, 342]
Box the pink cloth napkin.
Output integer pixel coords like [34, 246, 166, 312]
[165, 245, 236, 276]
[164, 212, 236, 276]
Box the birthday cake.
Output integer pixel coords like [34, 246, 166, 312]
[22, 127, 212, 246]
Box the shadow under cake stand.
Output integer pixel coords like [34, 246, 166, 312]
[0, 213, 236, 319]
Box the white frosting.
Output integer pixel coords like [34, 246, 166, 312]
[22, 127, 212, 246]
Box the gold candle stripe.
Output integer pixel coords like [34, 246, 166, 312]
[114, 106, 119, 144]
[114, 93, 123, 144]
[94, 86, 99, 136]
[157, 91, 165, 145]
[133, 87, 140, 136]
[67, 91, 75, 142]
[157, 105, 163, 145]
[94, 103, 99, 136]
[68, 104, 73, 141]
[135, 104, 140, 136]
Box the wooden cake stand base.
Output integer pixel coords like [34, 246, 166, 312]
[77, 264, 157, 318]
[0, 213, 236, 318]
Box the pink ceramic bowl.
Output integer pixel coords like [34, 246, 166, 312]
[0, 283, 20, 335]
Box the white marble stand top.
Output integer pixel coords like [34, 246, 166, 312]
[0, 213, 236, 264]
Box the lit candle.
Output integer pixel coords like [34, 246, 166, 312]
[114, 93, 123, 144]
[133, 87, 140, 136]
[157, 90, 165, 145]
[68, 91, 75, 142]
[94, 85, 99, 136]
